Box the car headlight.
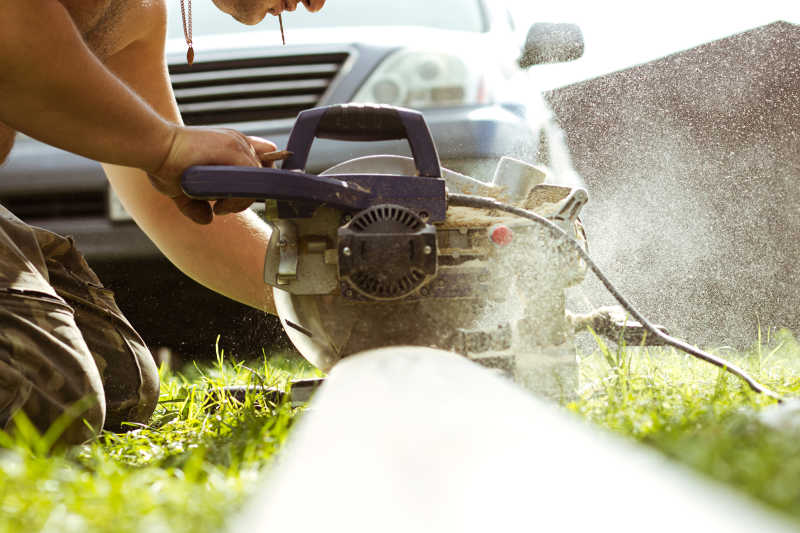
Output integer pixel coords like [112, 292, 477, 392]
[352, 49, 490, 109]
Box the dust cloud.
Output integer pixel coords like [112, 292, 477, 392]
[542, 22, 800, 347]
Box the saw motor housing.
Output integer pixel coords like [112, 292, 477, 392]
[183, 104, 588, 397]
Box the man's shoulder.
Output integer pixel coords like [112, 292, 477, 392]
[80, 0, 168, 59]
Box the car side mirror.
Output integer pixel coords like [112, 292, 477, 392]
[518, 23, 584, 68]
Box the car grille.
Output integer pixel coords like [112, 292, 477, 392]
[170, 52, 349, 125]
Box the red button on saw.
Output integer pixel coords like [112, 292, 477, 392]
[489, 224, 513, 246]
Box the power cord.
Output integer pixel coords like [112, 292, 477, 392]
[447, 193, 784, 403]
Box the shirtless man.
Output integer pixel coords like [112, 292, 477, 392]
[0, 0, 325, 445]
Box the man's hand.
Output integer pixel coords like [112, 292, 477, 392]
[211, 0, 326, 25]
[148, 126, 277, 224]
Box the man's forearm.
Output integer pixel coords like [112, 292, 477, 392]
[0, 0, 174, 172]
[104, 163, 277, 314]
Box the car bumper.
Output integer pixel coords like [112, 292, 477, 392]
[26, 217, 160, 261]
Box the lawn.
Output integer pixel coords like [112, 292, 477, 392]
[1, 331, 800, 532]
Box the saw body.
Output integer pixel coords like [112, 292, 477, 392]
[183, 104, 600, 397]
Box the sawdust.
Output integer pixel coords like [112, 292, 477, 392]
[442, 198, 567, 228]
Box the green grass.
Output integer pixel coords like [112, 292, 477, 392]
[571, 327, 800, 518]
[1, 331, 800, 531]
[0, 343, 319, 533]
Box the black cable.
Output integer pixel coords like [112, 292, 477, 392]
[447, 193, 784, 403]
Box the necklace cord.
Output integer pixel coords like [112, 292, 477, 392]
[179, 0, 194, 64]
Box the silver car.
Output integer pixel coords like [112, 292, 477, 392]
[0, 0, 582, 352]
[0, 0, 582, 261]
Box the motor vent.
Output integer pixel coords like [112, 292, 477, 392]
[349, 269, 427, 300]
[349, 205, 426, 233]
[338, 204, 437, 301]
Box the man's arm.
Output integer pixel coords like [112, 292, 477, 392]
[100, 1, 277, 314]
[105, 164, 278, 314]
[0, 0, 174, 173]
[0, 0, 264, 223]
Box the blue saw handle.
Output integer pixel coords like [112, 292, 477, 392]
[282, 104, 442, 178]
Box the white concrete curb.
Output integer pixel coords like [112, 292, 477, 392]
[231, 346, 797, 532]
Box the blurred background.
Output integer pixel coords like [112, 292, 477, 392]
[175, 0, 800, 350]
[0, 0, 797, 362]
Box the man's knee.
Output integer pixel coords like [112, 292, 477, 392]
[133, 345, 160, 424]
[36, 377, 106, 446]
[37, 231, 160, 430]
[0, 290, 107, 444]
[100, 332, 160, 431]
[0, 352, 106, 446]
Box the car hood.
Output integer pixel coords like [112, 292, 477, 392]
[167, 25, 499, 58]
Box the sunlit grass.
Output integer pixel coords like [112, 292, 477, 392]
[571, 327, 800, 519]
[0, 341, 318, 533]
[1, 330, 800, 531]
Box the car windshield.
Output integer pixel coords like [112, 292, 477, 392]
[167, 0, 487, 39]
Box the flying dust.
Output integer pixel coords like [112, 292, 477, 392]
[539, 22, 800, 347]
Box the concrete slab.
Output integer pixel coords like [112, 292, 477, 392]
[231, 346, 797, 532]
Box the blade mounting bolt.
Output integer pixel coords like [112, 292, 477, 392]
[342, 246, 352, 256]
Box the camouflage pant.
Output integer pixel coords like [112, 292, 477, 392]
[0, 204, 159, 444]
